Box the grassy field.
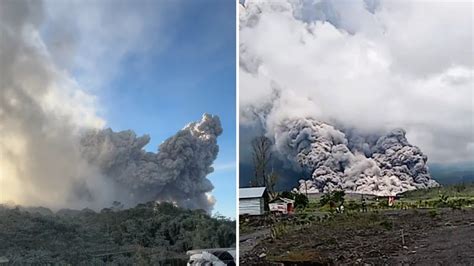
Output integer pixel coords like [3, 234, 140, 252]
[401, 183, 474, 199]
[304, 183, 474, 214]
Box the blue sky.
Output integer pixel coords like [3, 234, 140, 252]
[43, 0, 236, 218]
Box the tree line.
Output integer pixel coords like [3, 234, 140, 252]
[0, 202, 235, 264]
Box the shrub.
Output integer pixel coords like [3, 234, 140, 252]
[270, 222, 288, 240]
[278, 191, 309, 209]
[346, 200, 360, 211]
[294, 193, 309, 209]
[319, 190, 345, 212]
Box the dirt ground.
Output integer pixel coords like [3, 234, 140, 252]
[240, 208, 474, 265]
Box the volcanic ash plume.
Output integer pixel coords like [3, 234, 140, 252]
[239, 0, 471, 194]
[0, 0, 108, 210]
[80, 114, 223, 211]
[239, 0, 474, 166]
[274, 118, 439, 196]
[0, 0, 222, 212]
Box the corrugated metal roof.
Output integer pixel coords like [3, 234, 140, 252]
[239, 187, 266, 199]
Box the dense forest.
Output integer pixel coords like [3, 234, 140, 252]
[0, 202, 235, 264]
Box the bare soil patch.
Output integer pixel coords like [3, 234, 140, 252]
[240, 208, 474, 265]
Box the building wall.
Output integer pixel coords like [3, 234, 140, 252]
[239, 197, 263, 215]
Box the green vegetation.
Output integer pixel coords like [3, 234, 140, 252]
[270, 222, 288, 240]
[0, 202, 235, 264]
[391, 183, 474, 211]
[294, 193, 309, 209]
[280, 191, 309, 209]
[300, 183, 474, 215]
[319, 190, 345, 213]
[400, 183, 474, 200]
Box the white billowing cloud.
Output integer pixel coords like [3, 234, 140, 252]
[240, 0, 474, 164]
[0, 0, 106, 208]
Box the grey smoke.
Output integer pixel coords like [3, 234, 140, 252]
[274, 118, 438, 195]
[0, 0, 107, 209]
[239, 0, 472, 193]
[80, 114, 222, 211]
[240, 0, 473, 166]
[0, 0, 222, 212]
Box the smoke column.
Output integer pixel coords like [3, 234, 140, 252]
[240, 0, 473, 163]
[0, 0, 107, 210]
[239, 0, 472, 193]
[274, 118, 438, 195]
[0, 0, 222, 212]
[80, 114, 222, 211]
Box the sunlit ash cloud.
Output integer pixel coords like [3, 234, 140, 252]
[239, 0, 473, 193]
[0, 0, 222, 212]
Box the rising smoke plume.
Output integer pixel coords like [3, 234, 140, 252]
[0, 0, 221, 212]
[80, 114, 222, 211]
[240, 0, 473, 163]
[239, 0, 472, 193]
[274, 118, 438, 196]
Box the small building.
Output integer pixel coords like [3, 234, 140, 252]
[269, 197, 295, 215]
[239, 187, 268, 215]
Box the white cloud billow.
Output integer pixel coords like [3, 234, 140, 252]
[240, 0, 472, 194]
[240, 0, 473, 164]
